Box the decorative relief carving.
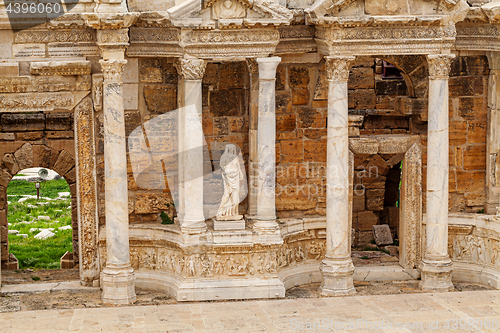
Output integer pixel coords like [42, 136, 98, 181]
[97, 29, 129, 44]
[30, 61, 92, 76]
[213, 0, 246, 19]
[82, 13, 140, 30]
[185, 29, 278, 44]
[130, 28, 179, 42]
[92, 74, 104, 112]
[99, 59, 127, 81]
[0, 92, 74, 112]
[325, 56, 356, 82]
[175, 58, 207, 80]
[15, 29, 96, 43]
[427, 54, 455, 79]
[75, 97, 100, 284]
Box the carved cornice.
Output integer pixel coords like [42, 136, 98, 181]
[325, 56, 356, 82]
[97, 29, 129, 45]
[427, 54, 455, 79]
[99, 59, 127, 81]
[174, 58, 207, 80]
[82, 13, 140, 30]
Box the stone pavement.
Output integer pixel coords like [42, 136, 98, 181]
[1, 290, 500, 332]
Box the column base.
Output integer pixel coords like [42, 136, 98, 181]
[181, 221, 208, 235]
[419, 258, 454, 292]
[319, 258, 356, 296]
[252, 219, 279, 234]
[101, 264, 136, 305]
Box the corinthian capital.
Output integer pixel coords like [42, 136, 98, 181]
[427, 54, 455, 79]
[175, 58, 207, 81]
[325, 56, 356, 82]
[99, 59, 127, 81]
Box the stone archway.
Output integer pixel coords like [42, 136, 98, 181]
[0, 143, 78, 271]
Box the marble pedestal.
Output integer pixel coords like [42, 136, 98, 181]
[420, 258, 454, 291]
[101, 264, 136, 304]
[319, 258, 356, 296]
[213, 218, 246, 231]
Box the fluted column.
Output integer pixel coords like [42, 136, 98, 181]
[246, 58, 259, 219]
[100, 59, 136, 304]
[253, 57, 280, 235]
[420, 54, 455, 291]
[175, 57, 207, 235]
[320, 56, 356, 296]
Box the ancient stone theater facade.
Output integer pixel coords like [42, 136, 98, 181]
[1, 0, 500, 304]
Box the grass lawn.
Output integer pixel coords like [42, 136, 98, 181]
[7, 178, 73, 269]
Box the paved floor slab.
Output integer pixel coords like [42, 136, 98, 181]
[1, 290, 500, 332]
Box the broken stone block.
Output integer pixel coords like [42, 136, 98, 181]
[373, 224, 393, 246]
[35, 229, 55, 240]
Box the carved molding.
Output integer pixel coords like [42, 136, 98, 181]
[30, 61, 92, 76]
[325, 56, 356, 82]
[0, 92, 75, 112]
[427, 54, 455, 79]
[15, 29, 96, 44]
[82, 12, 140, 30]
[97, 29, 129, 45]
[74, 96, 100, 285]
[99, 59, 127, 81]
[175, 58, 207, 80]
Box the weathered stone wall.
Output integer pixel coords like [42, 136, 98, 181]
[0, 114, 77, 265]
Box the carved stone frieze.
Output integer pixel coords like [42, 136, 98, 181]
[175, 58, 207, 80]
[456, 23, 500, 51]
[325, 56, 356, 82]
[275, 25, 317, 54]
[427, 54, 455, 79]
[74, 97, 100, 285]
[15, 29, 96, 43]
[99, 59, 127, 81]
[315, 25, 456, 55]
[0, 92, 74, 112]
[97, 29, 129, 45]
[181, 29, 280, 59]
[127, 27, 183, 57]
[30, 61, 92, 76]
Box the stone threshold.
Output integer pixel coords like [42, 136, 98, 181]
[0, 281, 99, 295]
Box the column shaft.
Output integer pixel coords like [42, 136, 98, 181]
[100, 58, 136, 304]
[486, 52, 500, 215]
[175, 58, 207, 234]
[319, 56, 356, 296]
[247, 59, 259, 218]
[253, 57, 280, 234]
[420, 54, 455, 291]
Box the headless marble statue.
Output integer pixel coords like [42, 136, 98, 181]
[216, 144, 243, 221]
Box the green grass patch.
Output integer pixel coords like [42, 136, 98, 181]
[7, 178, 72, 269]
[7, 178, 69, 199]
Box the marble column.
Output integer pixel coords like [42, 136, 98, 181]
[175, 57, 207, 235]
[99, 59, 136, 304]
[246, 58, 259, 219]
[420, 54, 455, 291]
[253, 57, 280, 235]
[486, 52, 500, 216]
[319, 56, 356, 296]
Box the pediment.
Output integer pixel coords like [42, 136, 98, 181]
[169, 0, 292, 28]
[307, 0, 470, 26]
